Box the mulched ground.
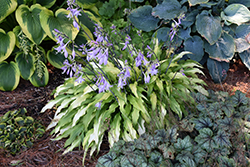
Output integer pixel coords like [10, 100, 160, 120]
[0, 58, 250, 166]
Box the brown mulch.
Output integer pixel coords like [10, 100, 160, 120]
[0, 58, 250, 166]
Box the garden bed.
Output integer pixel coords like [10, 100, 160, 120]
[0, 59, 250, 166]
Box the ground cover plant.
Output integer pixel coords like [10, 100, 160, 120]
[0, 0, 99, 91]
[41, 0, 209, 164]
[97, 90, 250, 166]
[127, 0, 250, 83]
[0, 108, 45, 155]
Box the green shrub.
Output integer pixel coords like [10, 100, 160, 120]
[0, 108, 45, 155]
[127, 0, 250, 83]
[97, 90, 250, 166]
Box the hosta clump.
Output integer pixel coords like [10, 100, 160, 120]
[0, 108, 45, 155]
[128, 0, 250, 83]
[97, 90, 250, 166]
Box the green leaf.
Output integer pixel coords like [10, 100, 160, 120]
[184, 35, 204, 62]
[228, 0, 250, 7]
[152, 0, 182, 20]
[40, 8, 79, 41]
[47, 48, 66, 69]
[231, 90, 248, 105]
[217, 117, 235, 131]
[174, 136, 193, 153]
[0, 61, 20, 91]
[213, 130, 231, 148]
[206, 58, 229, 83]
[76, 0, 98, 9]
[234, 24, 250, 53]
[0, 29, 16, 62]
[129, 82, 139, 98]
[218, 156, 236, 167]
[128, 5, 160, 32]
[204, 32, 235, 62]
[96, 151, 120, 167]
[188, 0, 209, 6]
[221, 4, 250, 25]
[36, 0, 56, 8]
[169, 96, 182, 118]
[150, 92, 157, 111]
[29, 61, 49, 87]
[221, 102, 234, 117]
[239, 49, 250, 70]
[167, 126, 178, 143]
[120, 150, 147, 166]
[15, 53, 35, 80]
[176, 151, 196, 167]
[196, 10, 222, 45]
[192, 146, 206, 164]
[195, 128, 216, 152]
[108, 113, 121, 147]
[192, 117, 213, 131]
[0, 0, 17, 23]
[14, 117, 24, 126]
[16, 4, 47, 45]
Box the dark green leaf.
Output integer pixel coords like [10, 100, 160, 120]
[195, 128, 216, 152]
[184, 35, 204, 62]
[174, 136, 193, 153]
[213, 130, 231, 147]
[191, 117, 213, 131]
[128, 5, 160, 32]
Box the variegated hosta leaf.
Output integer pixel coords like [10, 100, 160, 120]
[15, 53, 35, 80]
[16, 4, 47, 45]
[76, 0, 98, 9]
[36, 0, 56, 8]
[0, 0, 17, 23]
[29, 61, 49, 87]
[0, 61, 20, 91]
[40, 8, 79, 41]
[0, 29, 16, 62]
[46, 48, 66, 69]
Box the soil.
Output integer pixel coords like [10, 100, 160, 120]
[0, 59, 250, 167]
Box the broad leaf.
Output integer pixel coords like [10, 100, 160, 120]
[0, 61, 20, 91]
[76, 0, 98, 9]
[0, 0, 17, 23]
[231, 90, 248, 105]
[196, 10, 222, 45]
[176, 150, 196, 167]
[221, 102, 234, 117]
[184, 35, 204, 62]
[218, 156, 236, 167]
[228, 0, 250, 7]
[204, 32, 235, 62]
[47, 48, 66, 69]
[207, 102, 223, 119]
[16, 4, 47, 45]
[29, 61, 49, 87]
[217, 117, 235, 131]
[191, 117, 213, 131]
[206, 58, 229, 83]
[239, 49, 250, 70]
[174, 136, 193, 153]
[188, 0, 209, 6]
[221, 4, 250, 25]
[234, 24, 250, 53]
[96, 151, 120, 167]
[167, 126, 178, 143]
[213, 130, 231, 148]
[36, 0, 56, 8]
[40, 8, 79, 41]
[128, 5, 160, 32]
[195, 128, 216, 152]
[120, 150, 147, 166]
[108, 113, 121, 147]
[152, 0, 182, 20]
[15, 53, 35, 80]
[181, 9, 200, 28]
[192, 146, 206, 164]
[0, 29, 16, 62]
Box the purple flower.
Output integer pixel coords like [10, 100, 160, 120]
[117, 64, 131, 89]
[122, 35, 131, 50]
[75, 75, 85, 83]
[144, 73, 150, 84]
[67, 8, 81, 19]
[149, 63, 158, 76]
[97, 48, 108, 65]
[61, 59, 76, 77]
[135, 52, 144, 67]
[96, 73, 112, 93]
[95, 101, 102, 109]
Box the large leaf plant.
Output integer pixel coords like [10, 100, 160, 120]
[0, 0, 100, 91]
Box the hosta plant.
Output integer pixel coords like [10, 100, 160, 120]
[41, 1, 208, 164]
[97, 90, 250, 166]
[0, 0, 100, 91]
[128, 0, 250, 83]
[0, 108, 45, 155]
